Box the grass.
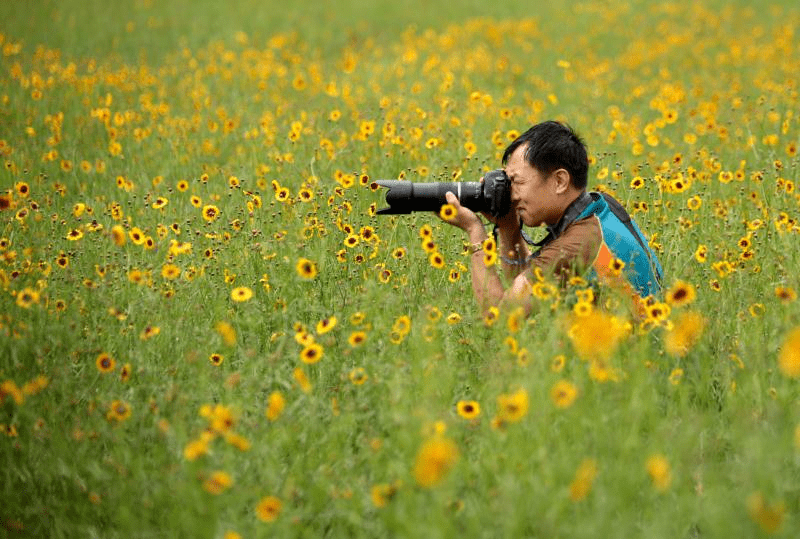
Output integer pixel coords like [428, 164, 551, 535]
[2, 0, 800, 537]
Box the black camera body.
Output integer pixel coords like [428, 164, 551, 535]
[375, 169, 511, 219]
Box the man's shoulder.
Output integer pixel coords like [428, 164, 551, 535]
[559, 213, 603, 245]
[536, 215, 602, 267]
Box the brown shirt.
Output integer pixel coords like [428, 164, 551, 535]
[529, 215, 603, 286]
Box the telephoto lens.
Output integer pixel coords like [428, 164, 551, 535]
[375, 169, 510, 219]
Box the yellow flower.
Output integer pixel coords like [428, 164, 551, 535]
[0, 192, 14, 211]
[694, 244, 707, 263]
[747, 491, 785, 534]
[665, 280, 696, 307]
[106, 400, 131, 422]
[300, 342, 324, 364]
[296, 257, 318, 279]
[316, 316, 337, 334]
[567, 310, 629, 362]
[265, 391, 286, 421]
[343, 234, 360, 248]
[348, 331, 367, 347]
[456, 400, 480, 420]
[129, 227, 146, 245]
[15, 181, 30, 197]
[294, 329, 314, 346]
[151, 196, 168, 209]
[775, 286, 797, 303]
[293, 367, 312, 393]
[298, 187, 313, 202]
[483, 306, 500, 327]
[550, 380, 578, 409]
[412, 436, 459, 488]
[202, 205, 220, 222]
[569, 458, 598, 502]
[15, 287, 39, 309]
[95, 352, 116, 373]
[255, 496, 282, 522]
[110, 225, 126, 246]
[161, 264, 181, 280]
[215, 321, 236, 346]
[203, 471, 233, 495]
[429, 252, 445, 269]
[230, 286, 253, 302]
[496, 388, 529, 423]
[1, 380, 24, 405]
[439, 203, 457, 220]
[139, 326, 160, 340]
[551, 354, 566, 373]
[517, 348, 531, 367]
[778, 326, 800, 378]
[608, 257, 625, 276]
[589, 358, 620, 383]
[573, 300, 592, 317]
[207, 404, 236, 434]
[348, 367, 368, 385]
[371, 483, 400, 508]
[392, 315, 412, 337]
[665, 311, 706, 357]
[504, 336, 518, 354]
[507, 306, 524, 333]
[668, 368, 684, 385]
[224, 432, 250, 451]
[645, 454, 671, 492]
[645, 302, 671, 323]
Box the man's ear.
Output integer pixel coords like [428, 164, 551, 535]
[552, 168, 571, 194]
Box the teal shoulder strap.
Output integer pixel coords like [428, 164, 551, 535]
[583, 192, 663, 292]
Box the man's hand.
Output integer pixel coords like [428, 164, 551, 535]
[475, 172, 520, 235]
[486, 203, 520, 234]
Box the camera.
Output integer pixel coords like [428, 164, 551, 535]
[375, 169, 511, 219]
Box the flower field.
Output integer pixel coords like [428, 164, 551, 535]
[2, 0, 800, 537]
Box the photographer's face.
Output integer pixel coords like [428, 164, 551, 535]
[505, 144, 561, 227]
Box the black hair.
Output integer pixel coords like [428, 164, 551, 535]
[502, 121, 589, 190]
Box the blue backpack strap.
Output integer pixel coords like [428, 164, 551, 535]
[598, 193, 663, 287]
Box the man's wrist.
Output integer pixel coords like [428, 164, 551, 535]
[495, 223, 523, 245]
[466, 223, 487, 244]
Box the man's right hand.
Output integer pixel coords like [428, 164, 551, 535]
[477, 173, 520, 233]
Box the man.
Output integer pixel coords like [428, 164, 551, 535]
[441, 120, 663, 314]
